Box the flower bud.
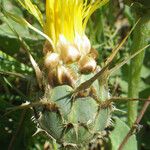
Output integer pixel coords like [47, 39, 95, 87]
[48, 66, 63, 87]
[78, 56, 97, 73]
[89, 48, 99, 59]
[60, 44, 81, 64]
[74, 33, 91, 56]
[43, 41, 53, 55]
[82, 35, 91, 54]
[57, 35, 68, 54]
[48, 65, 77, 87]
[44, 52, 60, 69]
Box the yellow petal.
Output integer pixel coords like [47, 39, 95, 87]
[45, 0, 109, 45]
[83, 0, 109, 30]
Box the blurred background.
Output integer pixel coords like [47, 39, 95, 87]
[0, 0, 150, 149]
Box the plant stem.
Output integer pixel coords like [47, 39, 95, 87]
[119, 97, 150, 150]
[8, 110, 26, 150]
[128, 11, 150, 126]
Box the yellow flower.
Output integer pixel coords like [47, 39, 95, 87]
[18, 0, 109, 52]
[45, 0, 109, 47]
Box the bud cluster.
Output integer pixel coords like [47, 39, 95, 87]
[43, 34, 98, 87]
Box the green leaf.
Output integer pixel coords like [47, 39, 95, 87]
[0, 50, 32, 74]
[110, 117, 137, 150]
[0, 18, 44, 61]
[3, 11, 54, 48]
[0, 99, 35, 150]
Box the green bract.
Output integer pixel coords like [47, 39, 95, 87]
[38, 72, 112, 149]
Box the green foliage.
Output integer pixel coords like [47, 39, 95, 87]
[110, 117, 137, 150]
[0, 0, 150, 150]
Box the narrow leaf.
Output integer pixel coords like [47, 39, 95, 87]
[75, 19, 140, 92]
[4, 18, 43, 88]
[18, 0, 44, 27]
[110, 44, 150, 75]
[3, 11, 54, 50]
[105, 18, 140, 65]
